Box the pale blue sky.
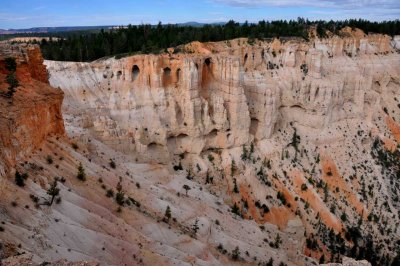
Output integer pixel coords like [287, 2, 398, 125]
[0, 0, 399, 29]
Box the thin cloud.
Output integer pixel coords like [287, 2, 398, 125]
[211, 0, 399, 9]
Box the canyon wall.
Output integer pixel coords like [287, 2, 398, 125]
[0, 44, 65, 177]
[46, 29, 400, 162]
[0, 29, 399, 265]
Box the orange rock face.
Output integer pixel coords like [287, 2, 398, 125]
[320, 153, 367, 219]
[385, 114, 400, 144]
[0, 44, 64, 177]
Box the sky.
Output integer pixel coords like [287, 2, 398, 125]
[0, 0, 399, 29]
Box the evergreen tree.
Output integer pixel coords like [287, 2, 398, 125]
[115, 181, 125, 205]
[233, 178, 239, 193]
[231, 160, 237, 176]
[164, 205, 172, 222]
[182, 184, 191, 196]
[38, 19, 400, 63]
[192, 218, 199, 236]
[47, 178, 60, 206]
[76, 163, 86, 181]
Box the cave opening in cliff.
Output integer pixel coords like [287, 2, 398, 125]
[117, 71, 122, 80]
[132, 65, 140, 82]
[201, 58, 212, 99]
[162, 67, 172, 87]
[167, 134, 189, 153]
[250, 118, 259, 136]
[176, 68, 181, 82]
[244, 53, 248, 64]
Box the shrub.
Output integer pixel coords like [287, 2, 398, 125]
[30, 194, 39, 203]
[186, 167, 194, 180]
[46, 155, 53, 164]
[300, 63, 308, 75]
[15, 171, 28, 187]
[231, 202, 240, 215]
[115, 191, 125, 205]
[192, 218, 199, 236]
[270, 234, 282, 248]
[106, 189, 114, 198]
[109, 159, 116, 169]
[277, 191, 287, 205]
[173, 162, 183, 171]
[128, 197, 141, 208]
[71, 142, 79, 150]
[115, 182, 125, 205]
[231, 246, 240, 261]
[262, 204, 270, 213]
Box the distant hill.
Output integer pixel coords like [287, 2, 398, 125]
[178, 22, 226, 27]
[0, 26, 114, 35]
[0, 22, 227, 35]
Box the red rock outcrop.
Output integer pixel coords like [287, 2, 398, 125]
[0, 44, 64, 177]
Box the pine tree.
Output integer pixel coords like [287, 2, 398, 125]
[233, 178, 239, 193]
[47, 178, 60, 206]
[76, 163, 86, 181]
[241, 145, 248, 161]
[164, 206, 172, 222]
[5, 57, 17, 71]
[115, 181, 125, 205]
[192, 218, 199, 236]
[183, 184, 191, 196]
[231, 160, 237, 176]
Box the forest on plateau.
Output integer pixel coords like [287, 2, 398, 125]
[36, 18, 400, 62]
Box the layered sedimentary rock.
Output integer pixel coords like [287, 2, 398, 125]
[46, 28, 400, 162]
[1, 27, 399, 265]
[0, 44, 64, 177]
[43, 28, 400, 264]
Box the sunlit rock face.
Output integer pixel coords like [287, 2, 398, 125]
[0, 44, 64, 177]
[0, 28, 399, 265]
[46, 29, 400, 164]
